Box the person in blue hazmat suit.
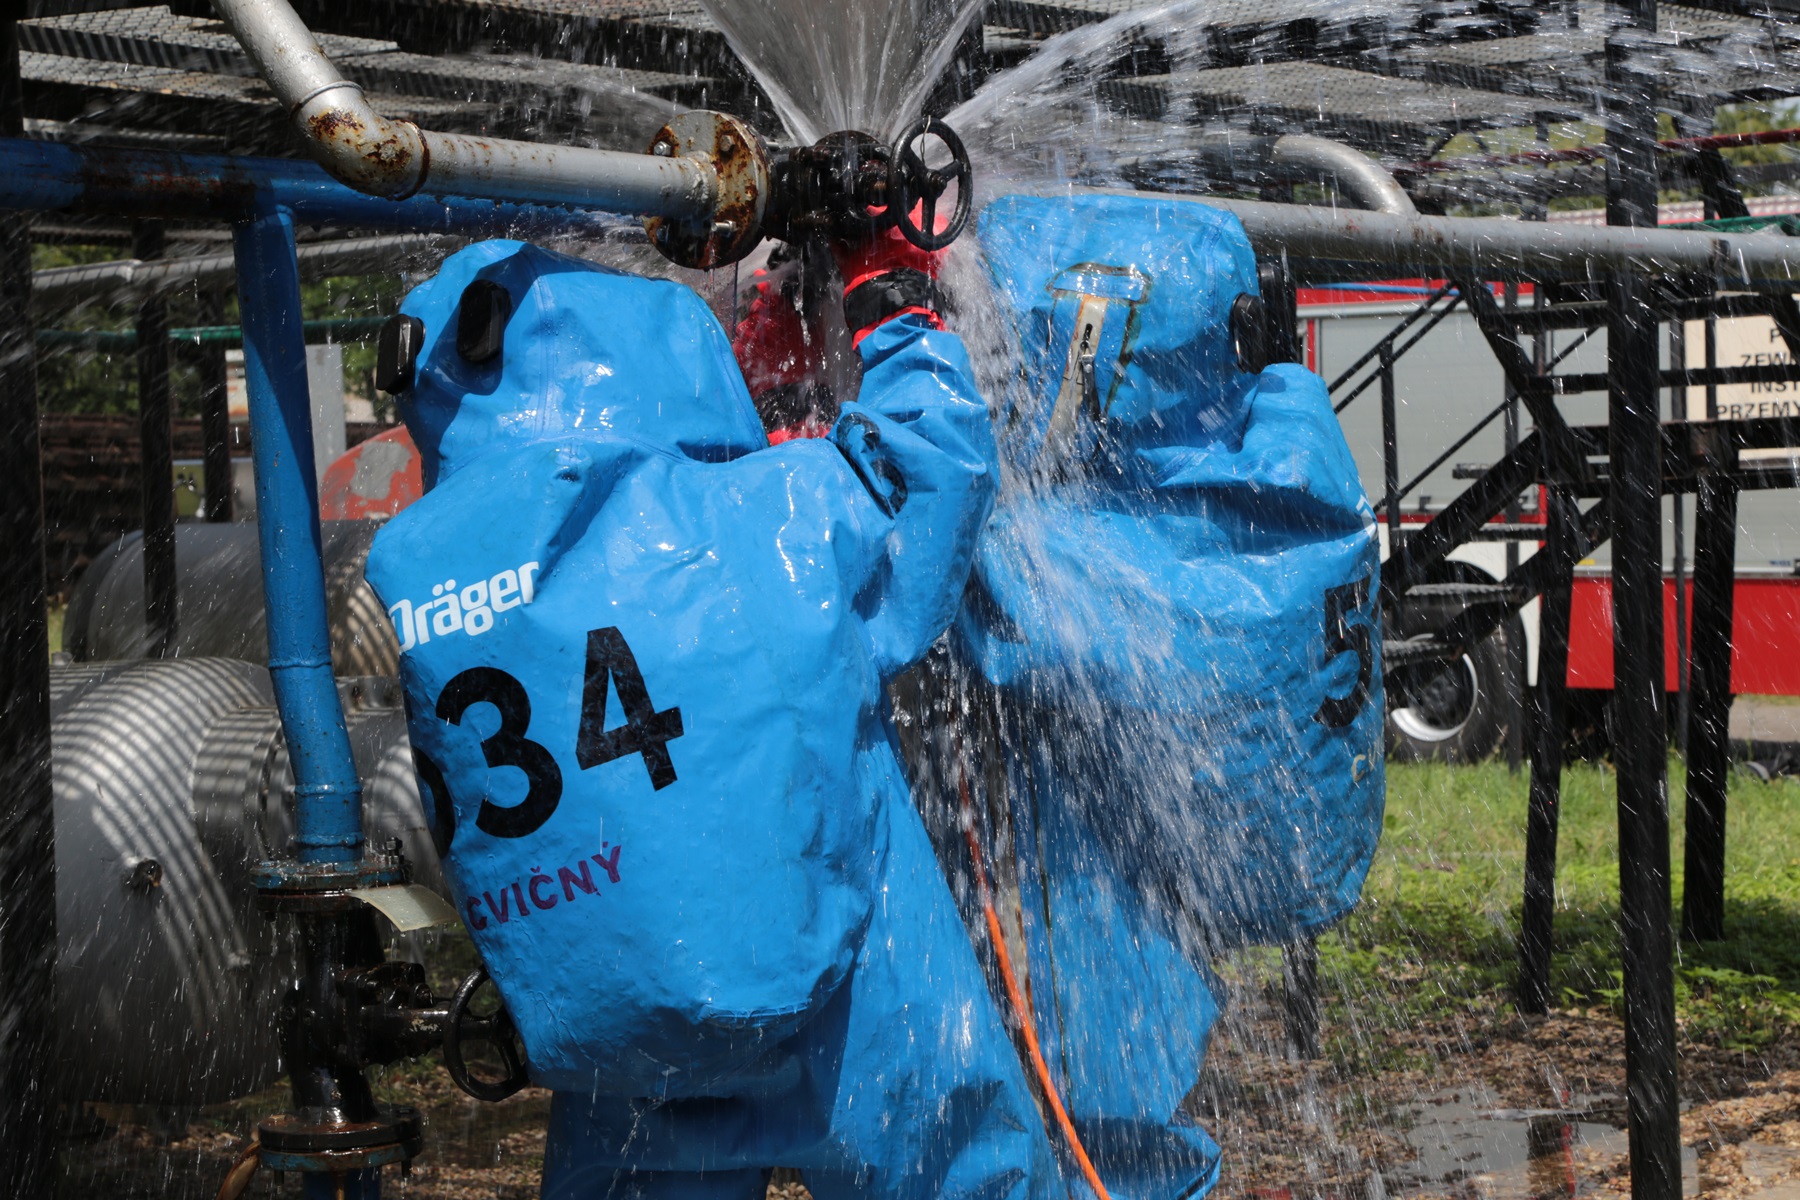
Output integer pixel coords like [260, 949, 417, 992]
[361, 236, 1059, 1200]
[915, 193, 1386, 1200]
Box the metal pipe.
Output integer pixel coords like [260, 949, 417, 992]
[232, 203, 364, 865]
[135, 220, 178, 659]
[0, 17, 57, 1197]
[1077, 190, 1800, 283]
[33, 233, 449, 304]
[0, 138, 639, 235]
[39, 315, 386, 352]
[210, 0, 715, 217]
[1270, 134, 1416, 215]
[11, 138, 1800, 286]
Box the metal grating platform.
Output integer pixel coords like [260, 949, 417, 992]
[11, 0, 1800, 186]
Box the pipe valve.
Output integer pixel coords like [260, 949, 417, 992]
[645, 113, 976, 268]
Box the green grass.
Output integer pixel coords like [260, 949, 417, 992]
[1324, 757, 1800, 1050]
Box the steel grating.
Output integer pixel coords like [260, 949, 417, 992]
[22, 7, 700, 101]
[11, 0, 1800, 199]
[20, 48, 471, 122]
[1107, 61, 1551, 141]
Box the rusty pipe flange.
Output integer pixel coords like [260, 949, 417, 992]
[258, 1106, 423, 1174]
[644, 111, 769, 270]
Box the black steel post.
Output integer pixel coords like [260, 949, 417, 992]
[1681, 477, 1737, 943]
[0, 17, 59, 1198]
[1283, 936, 1320, 1060]
[134, 222, 177, 656]
[1671, 321, 1689, 757]
[1605, 6, 1683, 1197]
[1505, 280, 1524, 773]
[1519, 484, 1577, 1015]
[1381, 342, 1403, 574]
[197, 290, 234, 522]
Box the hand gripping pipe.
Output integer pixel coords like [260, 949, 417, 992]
[211, 0, 717, 216]
[233, 204, 363, 865]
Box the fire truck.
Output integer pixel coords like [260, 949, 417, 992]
[1313, 201, 1800, 760]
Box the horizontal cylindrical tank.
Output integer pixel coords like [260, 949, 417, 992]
[51, 658, 438, 1104]
[63, 519, 399, 677]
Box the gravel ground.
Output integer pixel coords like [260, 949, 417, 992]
[54, 988, 1800, 1200]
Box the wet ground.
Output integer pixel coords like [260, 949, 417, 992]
[1202, 969, 1800, 1200]
[54, 980, 1800, 1200]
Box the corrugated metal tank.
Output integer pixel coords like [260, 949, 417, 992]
[63, 519, 399, 676]
[49, 659, 437, 1104]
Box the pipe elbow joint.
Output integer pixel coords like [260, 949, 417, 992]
[1271, 134, 1417, 216]
[294, 84, 428, 201]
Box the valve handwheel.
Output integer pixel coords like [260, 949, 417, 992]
[443, 967, 530, 1102]
[889, 117, 973, 252]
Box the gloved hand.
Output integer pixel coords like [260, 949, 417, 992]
[732, 265, 817, 399]
[731, 259, 836, 443]
[832, 211, 949, 345]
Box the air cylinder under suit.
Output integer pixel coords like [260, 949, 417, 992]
[362, 240, 1056, 1200]
[940, 195, 1387, 1200]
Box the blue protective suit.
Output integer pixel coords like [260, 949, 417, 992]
[943, 195, 1387, 1200]
[362, 240, 1056, 1200]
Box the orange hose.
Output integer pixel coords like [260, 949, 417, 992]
[214, 1135, 260, 1200]
[956, 758, 1113, 1200]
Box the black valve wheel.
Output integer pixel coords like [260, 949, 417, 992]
[443, 968, 529, 1102]
[889, 117, 973, 252]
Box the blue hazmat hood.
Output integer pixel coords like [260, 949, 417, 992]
[977, 194, 1262, 469]
[395, 239, 767, 487]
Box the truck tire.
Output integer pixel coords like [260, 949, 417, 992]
[1386, 601, 1525, 764]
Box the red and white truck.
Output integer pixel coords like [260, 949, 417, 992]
[1307, 205, 1800, 759]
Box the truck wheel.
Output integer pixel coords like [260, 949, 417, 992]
[1386, 608, 1525, 764]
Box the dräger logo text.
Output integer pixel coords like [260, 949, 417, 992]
[389, 561, 540, 651]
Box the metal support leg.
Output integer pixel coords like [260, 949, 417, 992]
[135, 220, 177, 656]
[1284, 937, 1320, 1060]
[1519, 485, 1577, 1015]
[1606, 7, 1683, 1193]
[0, 18, 57, 1198]
[1504, 281, 1524, 773]
[1681, 479, 1738, 943]
[1670, 322, 1689, 758]
[1381, 343, 1403, 574]
[198, 290, 233, 523]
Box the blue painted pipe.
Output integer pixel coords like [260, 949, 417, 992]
[232, 204, 364, 865]
[0, 137, 629, 235]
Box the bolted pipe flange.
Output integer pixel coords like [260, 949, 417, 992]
[257, 1105, 423, 1175]
[644, 111, 769, 270]
[252, 852, 410, 914]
